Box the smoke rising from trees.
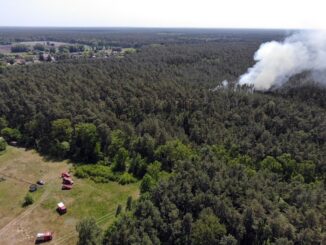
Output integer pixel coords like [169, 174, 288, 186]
[238, 30, 326, 90]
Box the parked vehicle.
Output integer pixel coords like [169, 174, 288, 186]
[29, 184, 37, 192]
[35, 231, 53, 243]
[61, 172, 71, 178]
[37, 180, 45, 185]
[9, 141, 18, 146]
[62, 184, 72, 190]
[57, 202, 67, 214]
[62, 177, 74, 185]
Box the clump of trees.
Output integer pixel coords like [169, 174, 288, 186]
[11, 44, 29, 53]
[33, 43, 45, 51]
[22, 193, 34, 207]
[76, 218, 102, 245]
[0, 137, 6, 151]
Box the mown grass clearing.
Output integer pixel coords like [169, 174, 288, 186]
[0, 146, 139, 245]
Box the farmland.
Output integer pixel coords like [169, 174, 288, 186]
[0, 146, 139, 245]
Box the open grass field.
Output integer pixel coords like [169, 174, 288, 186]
[0, 146, 139, 245]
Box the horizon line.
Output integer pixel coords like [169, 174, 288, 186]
[0, 26, 305, 31]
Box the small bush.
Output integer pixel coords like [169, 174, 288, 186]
[115, 204, 122, 217]
[118, 172, 137, 185]
[0, 137, 6, 152]
[75, 165, 118, 182]
[1, 127, 22, 142]
[23, 193, 34, 207]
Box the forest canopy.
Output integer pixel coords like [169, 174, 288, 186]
[0, 29, 324, 244]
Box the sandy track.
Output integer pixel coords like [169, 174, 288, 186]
[0, 181, 54, 244]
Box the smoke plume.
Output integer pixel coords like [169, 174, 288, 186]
[238, 30, 326, 90]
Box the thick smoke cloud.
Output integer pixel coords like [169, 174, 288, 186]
[238, 30, 326, 90]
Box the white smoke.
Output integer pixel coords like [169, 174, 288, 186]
[238, 30, 326, 90]
[222, 80, 228, 87]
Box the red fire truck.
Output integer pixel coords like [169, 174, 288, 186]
[57, 202, 67, 214]
[35, 232, 53, 243]
[61, 172, 71, 178]
[62, 184, 73, 190]
[62, 177, 74, 185]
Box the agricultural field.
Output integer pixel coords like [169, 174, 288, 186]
[0, 146, 139, 245]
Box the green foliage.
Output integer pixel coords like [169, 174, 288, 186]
[11, 44, 29, 52]
[52, 141, 70, 158]
[0, 117, 8, 131]
[140, 161, 164, 193]
[276, 154, 297, 180]
[118, 172, 137, 185]
[146, 161, 161, 181]
[58, 45, 69, 53]
[69, 45, 85, 53]
[191, 208, 227, 245]
[133, 133, 156, 162]
[49, 119, 73, 157]
[107, 155, 326, 244]
[73, 123, 100, 163]
[51, 119, 73, 142]
[260, 156, 283, 173]
[23, 193, 34, 207]
[129, 153, 147, 178]
[0, 30, 325, 245]
[76, 217, 102, 245]
[112, 147, 130, 172]
[75, 165, 117, 182]
[219, 235, 237, 245]
[1, 127, 22, 142]
[155, 139, 193, 171]
[259, 155, 317, 183]
[108, 130, 126, 158]
[115, 204, 122, 217]
[297, 161, 316, 183]
[0, 137, 6, 152]
[140, 174, 155, 193]
[33, 43, 45, 51]
[126, 196, 133, 211]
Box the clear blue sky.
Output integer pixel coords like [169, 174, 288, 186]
[0, 0, 324, 29]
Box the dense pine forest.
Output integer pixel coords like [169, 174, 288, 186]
[0, 29, 325, 244]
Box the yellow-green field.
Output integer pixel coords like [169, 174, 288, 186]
[0, 146, 139, 245]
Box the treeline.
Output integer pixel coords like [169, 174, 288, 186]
[0, 28, 286, 48]
[10, 44, 30, 52]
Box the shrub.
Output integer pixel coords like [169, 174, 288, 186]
[75, 165, 117, 182]
[1, 127, 22, 142]
[118, 172, 137, 185]
[115, 204, 122, 216]
[0, 137, 6, 152]
[140, 174, 155, 193]
[23, 193, 34, 207]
